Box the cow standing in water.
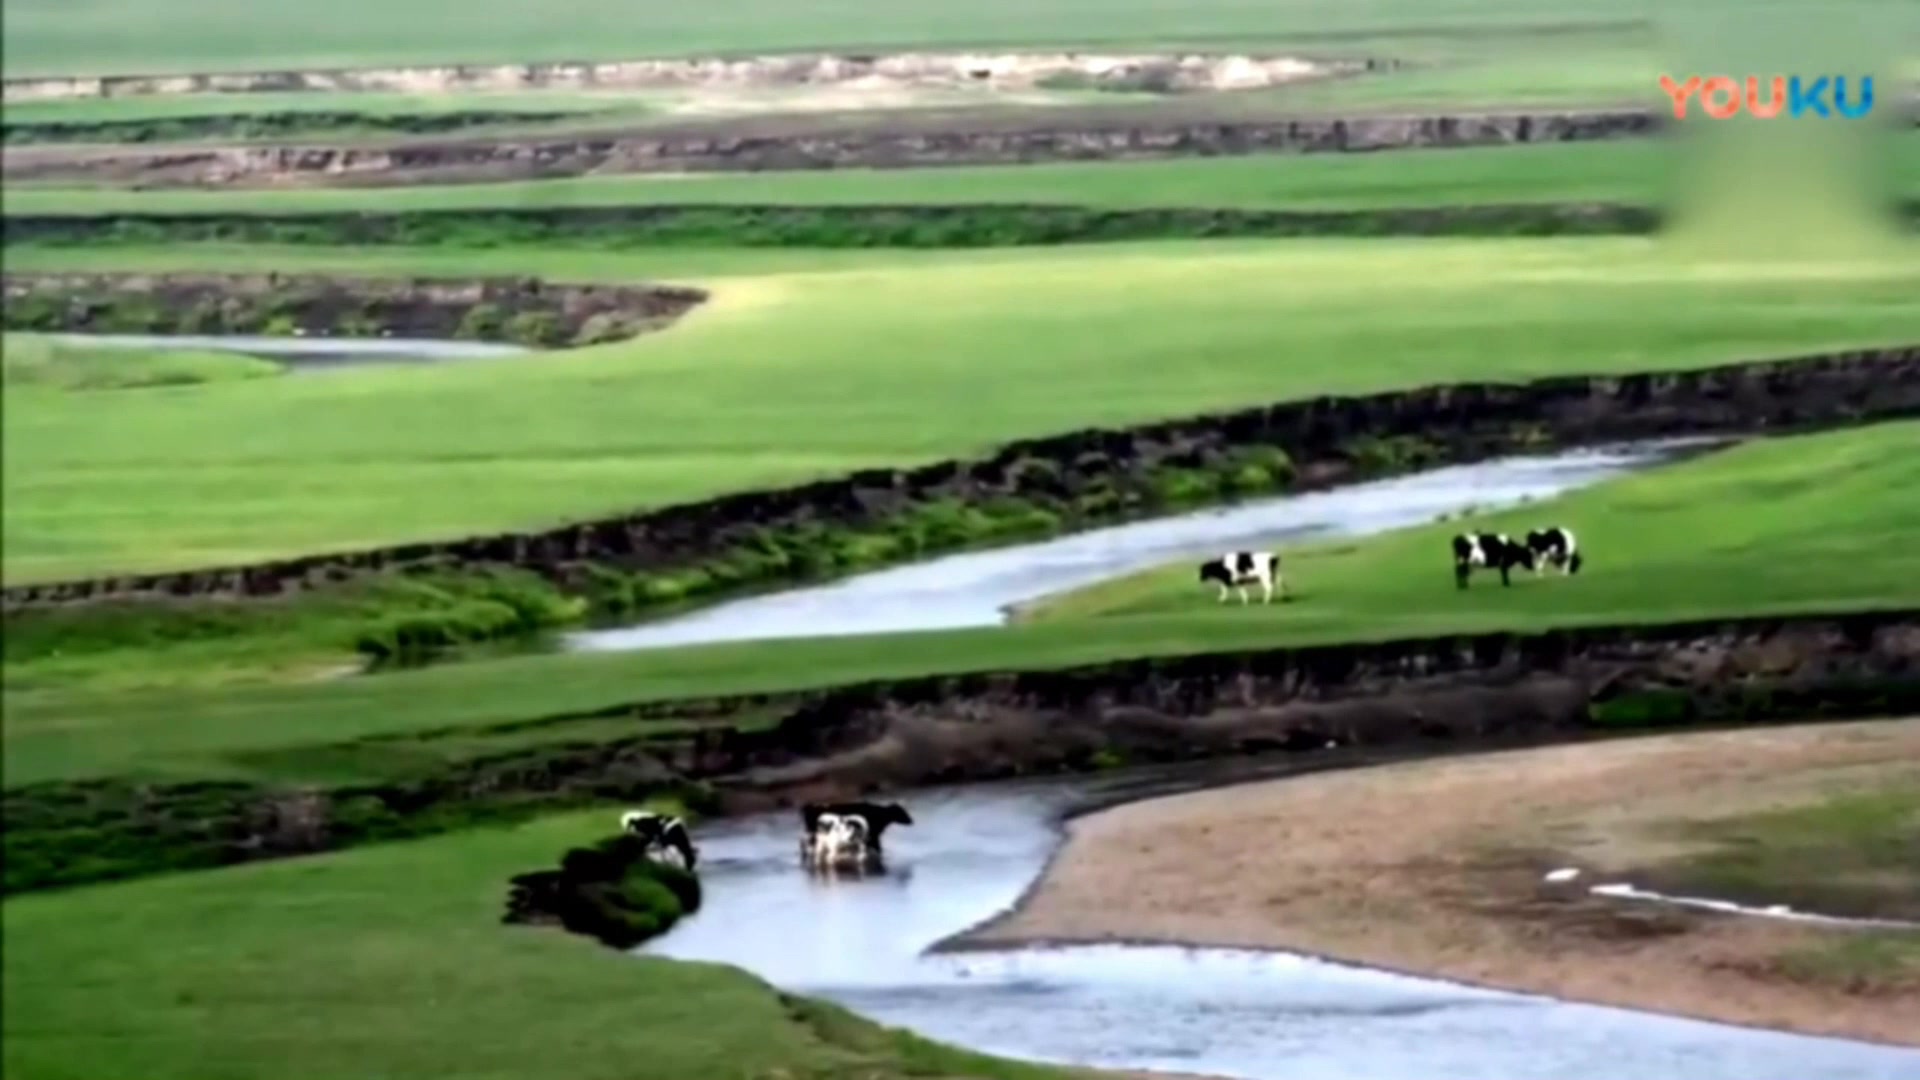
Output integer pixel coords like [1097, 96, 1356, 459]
[1198, 551, 1285, 604]
[1526, 526, 1584, 577]
[1452, 532, 1534, 589]
[799, 801, 913, 856]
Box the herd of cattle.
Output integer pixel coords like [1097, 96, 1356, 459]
[619, 800, 916, 877]
[1199, 525, 1582, 602]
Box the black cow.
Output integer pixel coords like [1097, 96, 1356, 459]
[1198, 550, 1284, 604]
[621, 810, 698, 870]
[800, 801, 914, 853]
[1452, 531, 1534, 589]
[1525, 526, 1584, 576]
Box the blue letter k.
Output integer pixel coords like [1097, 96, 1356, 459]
[1788, 76, 1830, 118]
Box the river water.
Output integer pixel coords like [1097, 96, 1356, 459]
[46, 331, 529, 369]
[642, 774, 1920, 1080]
[566, 439, 1719, 654]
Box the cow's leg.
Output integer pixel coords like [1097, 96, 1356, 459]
[1455, 561, 1470, 590]
[1217, 584, 1229, 603]
[1260, 577, 1273, 604]
[1238, 584, 1250, 605]
[1499, 562, 1512, 586]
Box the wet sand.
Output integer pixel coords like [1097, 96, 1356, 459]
[968, 719, 1920, 1047]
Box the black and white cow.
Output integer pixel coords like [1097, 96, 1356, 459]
[800, 801, 913, 855]
[620, 809, 698, 870]
[1198, 550, 1285, 605]
[1452, 531, 1535, 589]
[1525, 526, 1583, 576]
[803, 812, 873, 872]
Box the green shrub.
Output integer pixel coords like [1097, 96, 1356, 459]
[455, 303, 507, 340]
[503, 310, 565, 347]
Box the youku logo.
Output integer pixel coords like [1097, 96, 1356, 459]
[1658, 74, 1876, 119]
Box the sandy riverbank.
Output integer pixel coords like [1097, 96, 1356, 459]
[966, 719, 1920, 1047]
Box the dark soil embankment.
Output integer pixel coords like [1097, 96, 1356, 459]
[1, 270, 705, 348]
[1, 109, 607, 146]
[2, 202, 1672, 251]
[5, 342, 1917, 617]
[5, 608, 1915, 895]
[0, 109, 1660, 187]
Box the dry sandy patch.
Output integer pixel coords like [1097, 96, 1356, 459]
[969, 719, 1920, 1046]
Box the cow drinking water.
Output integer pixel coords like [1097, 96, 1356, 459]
[1452, 532, 1534, 589]
[620, 809, 699, 870]
[1525, 526, 1583, 576]
[1197, 550, 1285, 604]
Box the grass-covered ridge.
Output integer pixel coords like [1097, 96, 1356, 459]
[7, 421, 1917, 790]
[7, 237, 1920, 585]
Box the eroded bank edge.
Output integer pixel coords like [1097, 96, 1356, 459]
[0, 201, 1676, 250]
[6, 608, 1915, 898]
[0, 110, 1666, 187]
[1, 271, 706, 348]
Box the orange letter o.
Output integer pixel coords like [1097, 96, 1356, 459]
[1701, 76, 1741, 118]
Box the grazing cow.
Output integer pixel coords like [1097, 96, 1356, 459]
[1525, 526, 1583, 576]
[799, 801, 913, 855]
[1197, 550, 1285, 604]
[620, 809, 698, 870]
[1452, 531, 1534, 589]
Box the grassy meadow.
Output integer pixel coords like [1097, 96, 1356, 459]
[8, 237, 1920, 585]
[1, 333, 284, 391]
[7, 420, 1917, 789]
[7, 2, 1920, 1073]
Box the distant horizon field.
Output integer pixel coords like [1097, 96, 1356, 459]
[3, 0, 1663, 78]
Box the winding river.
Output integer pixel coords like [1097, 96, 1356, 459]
[566, 438, 1720, 653]
[644, 772, 1920, 1080]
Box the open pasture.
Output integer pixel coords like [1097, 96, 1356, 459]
[7, 420, 1917, 789]
[8, 237, 1920, 586]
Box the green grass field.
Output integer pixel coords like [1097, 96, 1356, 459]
[0, 807, 1091, 1080]
[1, 333, 284, 390]
[7, 2, 1920, 1071]
[7, 420, 1916, 789]
[7, 237, 1919, 585]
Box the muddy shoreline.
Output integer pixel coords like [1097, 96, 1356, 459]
[5, 339, 1917, 613]
[0, 108, 1661, 187]
[7, 607, 1917, 895]
[953, 720, 1920, 1048]
[1, 270, 705, 348]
